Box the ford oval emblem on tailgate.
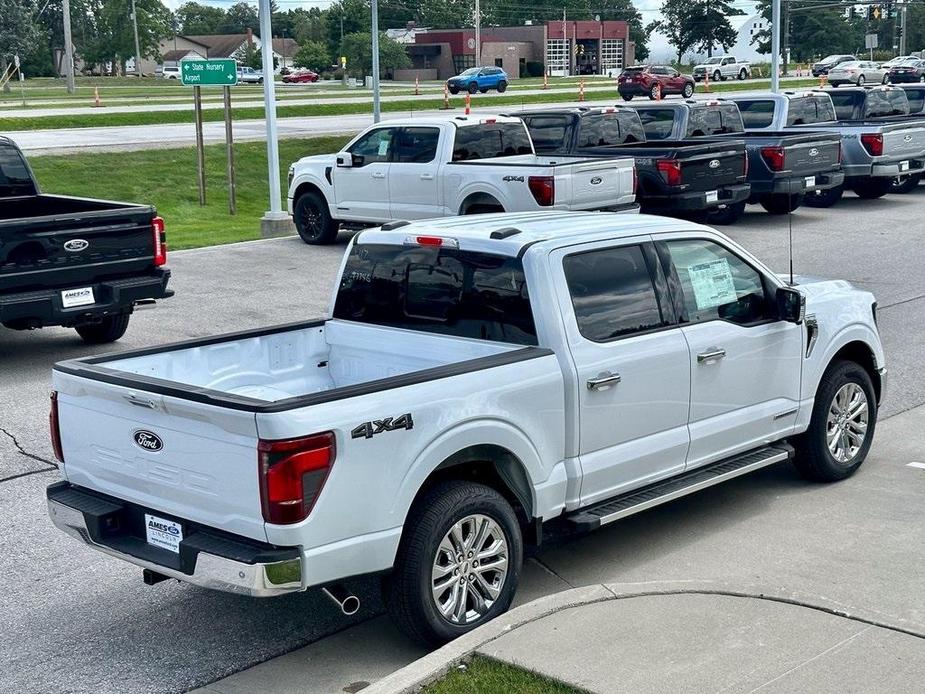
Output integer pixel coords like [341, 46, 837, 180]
[134, 430, 164, 452]
[590, 176, 602, 185]
[904, 134, 913, 142]
[808, 148, 819, 157]
[63, 239, 89, 252]
[708, 159, 720, 168]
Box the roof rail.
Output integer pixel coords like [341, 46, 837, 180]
[381, 220, 410, 231]
[490, 227, 522, 240]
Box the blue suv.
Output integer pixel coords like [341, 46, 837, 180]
[447, 66, 509, 94]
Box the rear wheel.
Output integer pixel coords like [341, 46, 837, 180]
[891, 173, 922, 194]
[621, 93, 634, 101]
[75, 314, 130, 344]
[851, 178, 892, 199]
[792, 360, 877, 482]
[648, 84, 661, 100]
[293, 191, 338, 244]
[468, 81, 478, 94]
[497, 80, 507, 93]
[759, 193, 804, 214]
[705, 201, 746, 225]
[804, 184, 844, 208]
[682, 82, 694, 98]
[385, 481, 522, 645]
[712, 70, 722, 82]
[857, 74, 865, 86]
[738, 68, 747, 80]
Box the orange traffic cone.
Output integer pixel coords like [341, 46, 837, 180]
[93, 86, 102, 107]
[820, 73, 827, 88]
[441, 83, 451, 109]
[414, 76, 420, 95]
[703, 72, 711, 93]
[654, 83, 662, 101]
[464, 92, 471, 115]
[578, 78, 585, 102]
[543, 72, 548, 90]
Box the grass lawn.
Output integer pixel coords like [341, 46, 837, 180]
[28, 136, 351, 250]
[426, 657, 583, 694]
[0, 79, 819, 131]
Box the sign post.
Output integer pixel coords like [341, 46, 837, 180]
[180, 59, 238, 209]
[865, 33, 878, 61]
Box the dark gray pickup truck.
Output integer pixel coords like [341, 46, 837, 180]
[511, 106, 750, 224]
[629, 100, 845, 214]
[0, 137, 172, 343]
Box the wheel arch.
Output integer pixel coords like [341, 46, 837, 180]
[809, 328, 884, 406]
[829, 339, 883, 404]
[457, 190, 506, 215]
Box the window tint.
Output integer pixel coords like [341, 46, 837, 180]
[637, 108, 676, 139]
[827, 92, 858, 120]
[333, 243, 536, 345]
[452, 123, 533, 160]
[686, 104, 744, 136]
[663, 239, 771, 325]
[348, 128, 396, 165]
[735, 99, 775, 128]
[577, 113, 643, 147]
[521, 115, 573, 153]
[393, 127, 440, 163]
[867, 90, 909, 117]
[0, 143, 35, 195]
[786, 96, 835, 125]
[563, 245, 668, 341]
[904, 88, 925, 113]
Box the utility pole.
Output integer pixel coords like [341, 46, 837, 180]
[771, 0, 781, 92]
[900, 0, 908, 55]
[257, 0, 290, 236]
[782, 0, 790, 76]
[62, 0, 76, 93]
[372, 0, 381, 122]
[475, 0, 481, 67]
[131, 0, 143, 77]
[563, 10, 568, 75]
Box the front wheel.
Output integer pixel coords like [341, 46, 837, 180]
[792, 360, 877, 481]
[75, 314, 130, 344]
[385, 481, 523, 645]
[468, 81, 478, 94]
[682, 82, 694, 98]
[449, 86, 459, 95]
[857, 75, 865, 86]
[738, 68, 747, 80]
[648, 84, 661, 100]
[713, 70, 722, 82]
[293, 191, 338, 244]
[497, 80, 507, 93]
[759, 193, 804, 214]
[892, 173, 922, 193]
[621, 93, 634, 101]
[804, 184, 844, 208]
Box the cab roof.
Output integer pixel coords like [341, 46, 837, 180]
[356, 211, 701, 257]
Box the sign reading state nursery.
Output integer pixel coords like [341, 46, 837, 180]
[180, 59, 238, 86]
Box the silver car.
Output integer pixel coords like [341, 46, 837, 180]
[828, 61, 887, 87]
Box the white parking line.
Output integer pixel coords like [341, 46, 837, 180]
[906, 462, 925, 470]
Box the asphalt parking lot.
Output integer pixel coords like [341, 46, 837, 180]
[2, 192, 924, 693]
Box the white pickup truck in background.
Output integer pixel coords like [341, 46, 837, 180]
[286, 116, 638, 244]
[47, 211, 885, 645]
[693, 55, 752, 82]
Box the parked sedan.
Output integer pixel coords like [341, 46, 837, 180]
[828, 61, 887, 87]
[812, 54, 857, 77]
[283, 69, 320, 83]
[618, 65, 695, 100]
[888, 59, 925, 84]
[880, 55, 914, 70]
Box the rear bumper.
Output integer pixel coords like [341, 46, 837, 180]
[600, 201, 640, 214]
[46, 482, 302, 598]
[751, 170, 845, 196]
[0, 269, 172, 328]
[642, 183, 751, 211]
[845, 159, 925, 178]
[887, 74, 921, 83]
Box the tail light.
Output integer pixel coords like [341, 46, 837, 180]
[836, 141, 842, 163]
[743, 151, 749, 177]
[656, 159, 682, 186]
[528, 175, 555, 206]
[259, 432, 336, 525]
[632, 165, 638, 195]
[50, 391, 64, 463]
[760, 146, 786, 171]
[861, 133, 883, 156]
[152, 216, 167, 267]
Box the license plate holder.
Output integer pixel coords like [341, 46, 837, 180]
[900, 160, 911, 172]
[61, 286, 95, 308]
[705, 190, 719, 204]
[804, 176, 816, 189]
[145, 513, 183, 554]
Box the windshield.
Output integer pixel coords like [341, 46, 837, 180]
[0, 143, 37, 197]
[459, 68, 479, 76]
[837, 62, 861, 69]
[333, 243, 537, 345]
[820, 55, 845, 63]
[703, 57, 723, 65]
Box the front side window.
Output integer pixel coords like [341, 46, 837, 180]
[393, 127, 440, 163]
[662, 239, 772, 325]
[348, 128, 396, 165]
[563, 245, 668, 342]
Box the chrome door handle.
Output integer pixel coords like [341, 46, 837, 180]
[371, 172, 386, 179]
[420, 173, 434, 180]
[587, 372, 622, 391]
[697, 348, 727, 363]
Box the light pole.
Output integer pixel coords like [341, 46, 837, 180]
[770, 0, 781, 92]
[258, 0, 291, 236]
[372, 0, 381, 122]
[62, 0, 75, 93]
[131, 0, 143, 77]
[475, 0, 481, 67]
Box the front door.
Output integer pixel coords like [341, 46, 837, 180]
[552, 239, 691, 506]
[655, 236, 804, 469]
[388, 127, 443, 219]
[332, 126, 396, 222]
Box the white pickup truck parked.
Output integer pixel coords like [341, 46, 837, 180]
[286, 116, 638, 244]
[47, 211, 885, 645]
[693, 55, 752, 82]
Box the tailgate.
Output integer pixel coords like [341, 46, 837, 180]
[784, 136, 842, 174]
[0, 196, 156, 292]
[53, 370, 267, 542]
[680, 145, 747, 191]
[881, 123, 925, 158]
[555, 158, 634, 208]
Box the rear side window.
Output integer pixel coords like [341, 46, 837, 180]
[786, 96, 836, 125]
[734, 99, 775, 128]
[452, 123, 533, 161]
[521, 115, 573, 153]
[827, 92, 858, 120]
[866, 90, 909, 117]
[393, 127, 440, 163]
[637, 108, 676, 139]
[686, 104, 744, 136]
[904, 88, 925, 113]
[577, 113, 643, 147]
[563, 245, 668, 341]
[0, 144, 35, 196]
[333, 243, 537, 345]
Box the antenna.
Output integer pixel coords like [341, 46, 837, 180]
[788, 179, 795, 285]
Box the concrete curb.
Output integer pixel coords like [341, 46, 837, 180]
[363, 579, 925, 694]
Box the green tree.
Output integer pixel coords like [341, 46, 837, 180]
[687, 0, 743, 56]
[648, 0, 698, 63]
[294, 39, 331, 71]
[176, 2, 226, 35]
[222, 1, 258, 33]
[340, 31, 410, 77]
[326, 0, 370, 55]
[0, 0, 39, 91]
[80, 0, 172, 75]
[415, 0, 471, 29]
[752, 1, 864, 64]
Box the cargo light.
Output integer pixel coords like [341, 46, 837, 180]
[528, 175, 556, 206]
[259, 432, 336, 525]
[656, 159, 682, 186]
[152, 216, 167, 267]
[861, 133, 884, 156]
[49, 391, 64, 463]
[403, 235, 460, 248]
[760, 145, 786, 171]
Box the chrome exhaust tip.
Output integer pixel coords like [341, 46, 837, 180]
[322, 585, 360, 615]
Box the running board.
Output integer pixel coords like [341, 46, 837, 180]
[566, 444, 793, 532]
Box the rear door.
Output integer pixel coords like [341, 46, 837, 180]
[551, 237, 691, 505]
[332, 126, 396, 222]
[388, 126, 443, 218]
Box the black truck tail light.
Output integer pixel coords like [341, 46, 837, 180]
[152, 216, 168, 267]
[656, 159, 682, 186]
[50, 391, 64, 463]
[861, 133, 884, 156]
[760, 146, 786, 171]
[259, 432, 336, 525]
[528, 175, 555, 206]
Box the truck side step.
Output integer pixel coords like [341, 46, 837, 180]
[566, 444, 793, 532]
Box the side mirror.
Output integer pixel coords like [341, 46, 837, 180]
[777, 286, 805, 324]
[336, 153, 356, 168]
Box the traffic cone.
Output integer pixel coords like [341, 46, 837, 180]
[441, 83, 451, 110]
[93, 86, 101, 107]
[654, 83, 662, 101]
[820, 73, 827, 88]
[578, 78, 585, 102]
[543, 72, 548, 90]
[414, 76, 420, 96]
[703, 72, 711, 93]
[464, 92, 471, 115]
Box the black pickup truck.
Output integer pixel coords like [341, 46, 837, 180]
[0, 137, 172, 343]
[510, 106, 751, 224]
[629, 100, 845, 213]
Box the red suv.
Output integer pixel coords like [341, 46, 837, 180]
[618, 65, 695, 101]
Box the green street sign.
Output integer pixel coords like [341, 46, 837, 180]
[181, 59, 238, 86]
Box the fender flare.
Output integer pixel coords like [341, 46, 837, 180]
[455, 185, 510, 214]
[289, 173, 334, 213]
[804, 323, 883, 401]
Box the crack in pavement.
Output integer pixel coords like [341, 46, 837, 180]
[0, 467, 57, 484]
[0, 427, 58, 485]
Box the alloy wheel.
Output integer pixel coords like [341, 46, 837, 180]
[826, 383, 869, 464]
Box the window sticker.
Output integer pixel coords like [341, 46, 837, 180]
[378, 138, 390, 156]
[686, 257, 737, 309]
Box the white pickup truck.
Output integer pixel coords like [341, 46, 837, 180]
[286, 116, 638, 244]
[693, 55, 752, 82]
[47, 211, 885, 645]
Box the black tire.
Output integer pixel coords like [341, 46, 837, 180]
[759, 193, 804, 214]
[75, 314, 130, 344]
[479, 88, 488, 94]
[882, 74, 889, 84]
[293, 191, 338, 245]
[449, 86, 459, 95]
[891, 173, 921, 194]
[621, 93, 634, 101]
[851, 177, 892, 199]
[497, 80, 507, 93]
[804, 184, 844, 208]
[464, 203, 504, 215]
[705, 201, 746, 225]
[713, 70, 722, 82]
[648, 84, 660, 100]
[385, 480, 523, 645]
[738, 68, 747, 80]
[682, 82, 694, 98]
[792, 360, 877, 482]
[857, 75, 865, 86]
[468, 81, 478, 94]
